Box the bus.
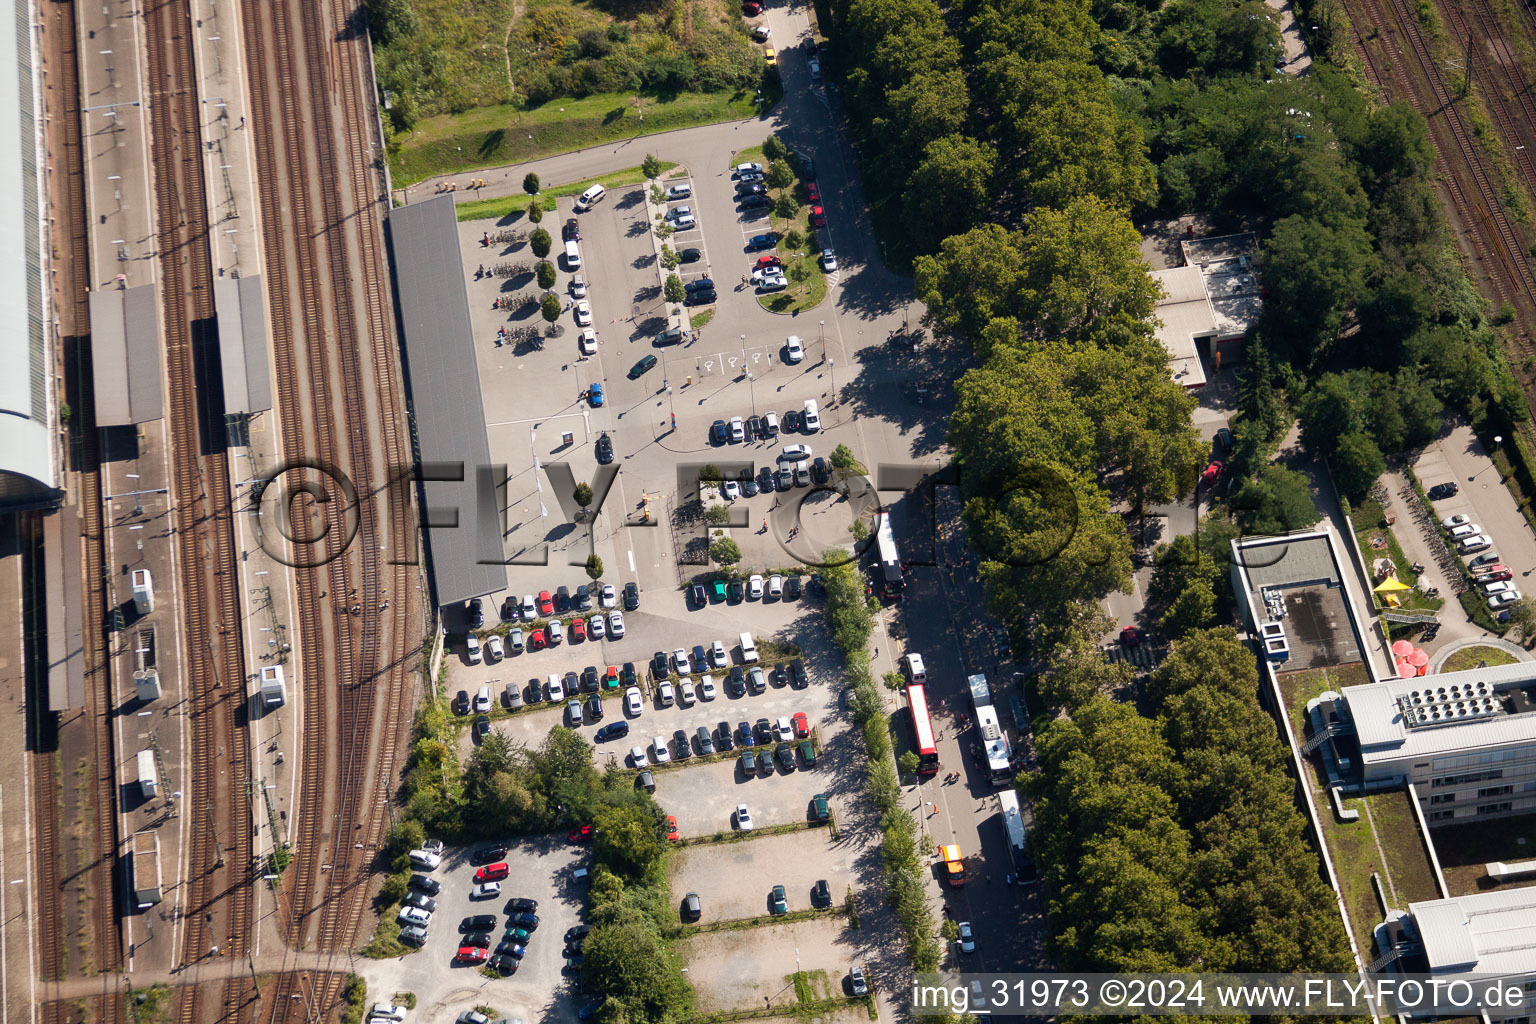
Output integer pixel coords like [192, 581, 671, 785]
[998, 790, 1036, 881]
[976, 704, 1014, 786]
[875, 514, 903, 598]
[905, 683, 940, 776]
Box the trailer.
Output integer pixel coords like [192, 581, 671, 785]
[998, 789, 1035, 880]
[131, 831, 162, 908]
[968, 673, 991, 710]
[136, 749, 158, 798]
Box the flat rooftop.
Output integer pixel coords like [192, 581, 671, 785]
[1410, 885, 1536, 976]
[1150, 265, 1211, 390]
[1176, 232, 1263, 341]
[1234, 531, 1368, 670]
[1342, 661, 1536, 767]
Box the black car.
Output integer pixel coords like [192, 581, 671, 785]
[454, 690, 471, 715]
[728, 666, 747, 696]
[567, 924, 592, 941]
[683, 892, 702, 921]
[785, 576, 802, 600]
[565, 670, 580, 695]
[710, 420, 728, 445]
[500, 596, 520, 623]
[462, 914, 497, 933]
[586, 694, 604, 720]
[624, 582, 640, 610]
[811, 457, 830, 484]
[685, 289, 716, 306]
[652, 651, 670, 680]
[471, 845, 508, 865]
[508, 897, 540, 913]
[811, 879, 831, 908]
[564, 217, 580, 241]
[621, 662, 638, 687]
[735, 182, 766, 195]
[673, 728, 693, 760]
[690, 582, 707, 607]
[581, 667, 600, 692]
[680, 247, 702, 264]
[728, 579, 745, 602]
[789, 658, 806, 688]
[776, 742, 796, 770]
[755, 718, 774, 744]
[596, 433, 614, 464]
[747, 233, 779, 251]
[595, 720, 630, 742]
[410, 873, 441, 896]
[773, 662, 787, 687]
[577, 584, 594, 610]
[696, 726, 715, 755]
[467, 597, 485, 629]
[716, 722, 734, 751]
[783, 409, 800, 431]
[636, 769, 656, 792]
[513, 912, 540, 929]
[1429, 482, 1460, 500]
[656, 327, 685, 346]
[739, 193, 771, 209]
[400, 928, 427, 947]
[464, 932, 492, 948]
[742, 478, 759, 497]
[490, 953, 517, 975]
[685, 277, 715, 293]
[556, 585, 571, 612]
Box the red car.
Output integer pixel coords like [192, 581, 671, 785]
[604, 665, 620, 688]
[537, 590, 554, 615]
[1120, 626, 1142, 647]
[456, 945, 488, 964]
[571, 617, 587, 641]
[1201, 461, 1224, 484]
[809, 205, 826, 228]
[666, 815, 680, 842]
[806, 183, 820, 203]
[568, 824, 594, 843]
[529, 629, 546, 650]
[742, 0, 762, 12]
[791, 712, 809, 738]
[755, 255, 782, 269]
[475, 862, 509, 882]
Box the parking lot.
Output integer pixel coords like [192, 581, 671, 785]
[356, 839, 588, 1023]
[669, 829, 852, 921]
[656, 755, 834, 835]
[679, 917, 867, 1013]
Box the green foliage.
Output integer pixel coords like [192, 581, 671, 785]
[898, 750, 921, 777]
[586, 555, 604, 581]
[527, 200, 544, 224]
[341, 975, 367, 1024]
[523, 172, 541, 196]
[594, 804, 665, 880]
[767, 161, 796, 190]
[1035, 609, 1133, 711]
[530, 227, 552, 258]
[365, 0, 420, 46]
[1297, 370, 1442, 457]
[1160, 580, 1217, 638]
[1260, 214, 1376, 366]
[1229, 464, 1320, 536]
[698, 463, 721, 481]
[704, 504, 729, 525]
[541, 293, 563, 323]
[709, 535, 742, 566]
[536, 260, 557, 290]
[664, 274, 685, 304]
[831, 444, 858, 471]
[659, 245, 680, 271]
[641, 153, 663, 179]
[774, 192, 801, 219]
[763, 136, 789, 162]
[574, 481, 594, 507]
[581, 921, 693, 1024]
[1330, 432, 1386, 501]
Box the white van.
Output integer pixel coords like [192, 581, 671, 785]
[564, 239, 582, 269]
[575, 183, 606, 210]
[739, 631, 759, 663]
[903, 652, 927, 684]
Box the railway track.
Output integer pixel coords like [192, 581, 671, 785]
[138, 0, 256, 1017]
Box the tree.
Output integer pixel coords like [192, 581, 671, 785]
[831, 443, 857, 470]
[1260, 214, 1375, 365]
[536, 260, 557, 289]
[527, 200, 544, 224]
[704, 504, 730, 525]
[788, 259, 812, 285]
[523, 172, 540, 196]
[1229, 464, 1319, 535]
[659, 245, 680, 271]
[581, 921, 693, 1023]
[699, 463, 721, 481]
[641, 153, 663, 179]
[903, 134, 997, 253]
[541, 293, 562, 323]
[762, 135, 788, 162]
[1331, 432, 1385, 501]
[1507, 597, 1536, 640]
[766, 161, 795, 190]
[664, 273, 685, 304]
[1036, 609, 1132, 710]
[709, 534, 742, 566]
[366, 0, 419, 45]
[898, 750, 921, 777]
[571, 482, 593, 508]
[1161, 580, 1217, 638]
[774, 192, 800, 218]
[530, 228, 552, 259]
[586, 555, 604, 581]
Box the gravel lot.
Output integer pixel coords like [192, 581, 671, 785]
[655, 754, 833, 836]
[680, 917, 865, 1012]
[669, 829, 853, 922]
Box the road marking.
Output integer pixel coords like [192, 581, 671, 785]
[628, 549, 636, 572]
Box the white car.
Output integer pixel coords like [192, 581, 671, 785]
[630, 744, 648, 765]
[659, 681, 676, 706]
[768, 574, 783, 598]
[667, 183, 692, 200]
[465, 635, 483, 664]
[802, 400, 821, 431]
[1490, 590, 1524, 610]
[608, 610, 625, 638]
[652, 736, 672, 764]
[471, 881, 501, 900]
[747, 574, 765, 600]
[625, 686, 643, 716]
[679, 681, 696, 706]
[775, 716, 794, 741]
[397, 906, 431, 927]
[735, 803, 754, 830]
[666, 205, 693, 221]
[570, 274, 588, 298]
[485, 635, 504, 661]
[547, 674, 565, 701]
[674, 647, 693, 674]
[474, 685, 492, 712]
[1485, 580, 1517, 597]
[735, 162, 764, 175]
[672, 213, 697, 229]
[548, 619, 564, 644]
[589, 614, 606, 639]
[780, 444, 812, 461]
[1460, 534, 1493, 553]
[699, 676, 717, 700]
[578, 328, 598, 356]
[750, 24, 770, 40]
[574, 300, 593, 326]
[730, 416, 745, 442]
[820, 248, 838, 272]
[758, 274, 787, 292]
[1441, 513, 1472, 529]
[600, 583, 618, 608]
[958, 921, 976, 953]
[408, 848, 441, 870]
[723, 480, 741, 500]
[711, 640, 729, 668]
[1449, 522, 1481, 539]
[522, 593, 537, 617]
[763, 411, 780, 435]
[785, 335, 805, 362]
[371, 1005, 408, 1022]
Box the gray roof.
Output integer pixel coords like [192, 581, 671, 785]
[214, 275, 273, 414]
[388, 195, 505, 607]
[0, 0, 59, 503]
[91, 285, 164, 425]
[1410, 886, 1536, 976]
[1343, 661, 1536, 766]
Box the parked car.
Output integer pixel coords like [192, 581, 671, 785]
[667, 183, 693, 199]
[736, 803, 754, 830]
[1490, 589, 1524, 610]
[471, 882, 501, 900]
[785, 336, 805, 362]
[1470, 551, 1502, 569]
[1428, 482, 1460, 500]
[1460, 534, 1494, 553]
[1449, 522, 1481, 539]
[770, 884, 788, 914]
[595, 720, 628, 741]
[747, 233, 779, 250]
[625, 686, 643, 716]
[820, 248, 838, 272]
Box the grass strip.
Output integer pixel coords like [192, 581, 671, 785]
[453, 161, 678, 221]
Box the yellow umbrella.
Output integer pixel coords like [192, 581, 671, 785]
[1374, 577, 1412, 593]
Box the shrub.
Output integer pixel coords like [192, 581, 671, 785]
[710, 535, 742, 565]
[530, 228, 552, 259]
[536, 260, 557, 289]
[523, 172, 540, 195]
[541, 293, 562, 322]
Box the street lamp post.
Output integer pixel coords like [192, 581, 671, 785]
[829, 358, 835, 404]
[819, 319, 826, 364]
